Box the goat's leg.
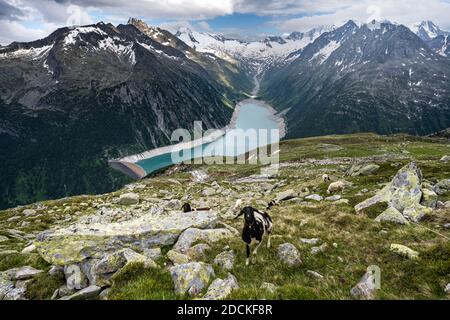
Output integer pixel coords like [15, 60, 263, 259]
[246, 243, 251, 266]
[253, 241, 262, 256]
[267, 232, 272, 249]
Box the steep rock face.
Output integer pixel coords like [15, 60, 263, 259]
[0, 21, 252, 210]
[260, 20, 450, 139]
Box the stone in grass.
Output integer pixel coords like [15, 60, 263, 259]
[300, 238, 321, 245]
[307, 270, 324, 280]
[390, 244, 419, 260]
[0, 235, 9, 243]
[305, 194, 323, 202]
[202, 274, 239, 300]
[142, 248, 162, 260]
[119, 192, 140, 205]
[277, 243, 302, 267]
[375, 207, 409, 225]
[169, 262, 215, 297]
[350, 268, 380, 300]
[59, 285, 102, 300]
[21, 244, 37, 254]
[444, 283, 450, 295]
[260, 282, 277, 294]
[213, 251, 236, 271]
[311, 243, 328, 255]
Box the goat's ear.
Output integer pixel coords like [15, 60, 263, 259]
[234, 210, 244, 220]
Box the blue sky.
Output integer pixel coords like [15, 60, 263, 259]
[1, 0, 450, 44]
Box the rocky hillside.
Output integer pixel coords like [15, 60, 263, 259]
[1, 133, 449, 300]
[0, 20, 253, 210]
[260, 20, 450, 138]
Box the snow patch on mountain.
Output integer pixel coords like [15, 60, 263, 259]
[311, 40, 341, 64]
[64, 26, 107, 47]
[0, 44, 53, 60]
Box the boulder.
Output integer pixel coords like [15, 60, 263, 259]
[325, 195, 341, 201]
[119, 193, 140, 205]
[186, 244, 211, 261]
[355, 163, 430, 222]
[12, 266, 43, 281]
[169, 262, 215, 297]
[440, 155, 450, 162]
[307, 270, 324, 280]
[276, 189, 297, 202]
[350, 270, 379, 300]
[142, 248, 162, 260]
[59, 285, 101, 300]
[348, 164, 380, 176]
[390, 244, 419, 260]
[35, 210, 218, 265]
[173, 228, 235, 253]
[213, 251, 236, 271]
[202, 274, 239, 300]
[421, 188, 438, 208]
[167, 250, 192, 265]
[64, 265, 88, 290]
[0, 275, 26, 300]
[48, 265, 65, 278]
[375, 207, 409, 225]
[22, 209, 37, 217]
[277, 243, 302, 267]
[435, 179, 450, 196]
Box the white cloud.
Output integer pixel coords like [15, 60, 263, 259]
[271, 0, 450, 32]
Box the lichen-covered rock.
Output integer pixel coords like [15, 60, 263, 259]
[64, 265, 88, 290]
[142, 248, 162, 260]
[167, 250, 192, 265]
[35, 210, 218, 265]
[173, 228, 235, 253]
[403, 204, 431, 223]
[213, 251, 236, 271]
[59, 285, 101, 300]
[357, 164, 380, 176]
[421, 188, 438, 208]
[186, 244, 211, 261]
[350, 270, 379, 300]
[390, 244, 419, 260]
[355, 163, 432, 222]
[169, 262, 215, 297]
[375, 207, 409, 225]
[119, 193, 140, 205]
[0, 275, 26, 300]
[277, 243, 302, 267]
[90, 248, 156, 287]
[21, 244, 37, 255]
[202, 274, 239, 300]
[3, 266, 43, 281]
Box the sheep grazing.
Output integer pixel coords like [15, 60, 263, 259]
[327, 181, 346, 194]
[235, 206, 273, 266]
[322, 174, 331, 182]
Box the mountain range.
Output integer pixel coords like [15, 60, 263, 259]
[0, 18, 449, 209]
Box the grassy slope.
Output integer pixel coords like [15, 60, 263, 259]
[1, 133, 449, 300]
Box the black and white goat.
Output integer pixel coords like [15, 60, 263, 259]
[235, 206, 273, 266]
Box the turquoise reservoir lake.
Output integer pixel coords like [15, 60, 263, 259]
[113, 100, 284, 178]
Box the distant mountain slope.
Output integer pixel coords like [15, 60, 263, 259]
[411, 21, 449, 42]
[260, 20, 450, 139]
[0, 21, 252, 209]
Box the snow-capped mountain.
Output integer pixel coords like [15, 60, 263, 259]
[0, 19, 252, 210]
[411, 21, 449, 41]
[260, 20, 450, 138]
[175, 25, 334, 72]
[428, 35, 450, 57]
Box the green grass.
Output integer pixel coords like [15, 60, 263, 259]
[108, 263, 186, 300]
